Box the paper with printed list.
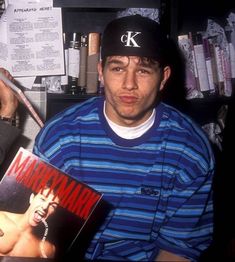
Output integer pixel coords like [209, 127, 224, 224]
[0, 1, 64, 77]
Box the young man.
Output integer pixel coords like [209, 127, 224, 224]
[0, 186, 60, 258]
[33, 15, 215, 261]
[0, 67, 20, 165]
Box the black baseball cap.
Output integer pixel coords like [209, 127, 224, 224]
[101, 14, 169, 64]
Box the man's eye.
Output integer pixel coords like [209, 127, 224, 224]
[111, 67, 123, 72]
[50, 203, 58, 210]
[138, 69, 150, 74]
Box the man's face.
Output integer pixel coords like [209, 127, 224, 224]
[98, 56, 170, 127]
[28, 188, 59, 227]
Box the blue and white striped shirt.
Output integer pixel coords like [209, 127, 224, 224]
[33, 96, 214, 261]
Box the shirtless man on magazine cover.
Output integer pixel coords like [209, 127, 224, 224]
[0, 186, 59, 258]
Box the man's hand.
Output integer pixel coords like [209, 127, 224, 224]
[0, 68, 18, 118]
[156, 249, 190, 261]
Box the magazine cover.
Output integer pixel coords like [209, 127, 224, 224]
[0, 147, 103, 260]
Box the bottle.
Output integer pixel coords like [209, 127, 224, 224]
[67, 32, 80, 95]
[78, 34, 88, 94]
[61, 32, 69, 93]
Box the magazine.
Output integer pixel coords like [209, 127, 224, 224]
[0, 71, 44, 128]
[0, 147, 103, 260]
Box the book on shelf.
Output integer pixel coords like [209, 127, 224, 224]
[178, 34, 201, 99]
[178, 20, 235, 99]
[207, 38, 219, 92]
[86, 32, 100, 94]
[205, 18, 233, 97]
[191, 32, 210, 93]
[202, 37, 217, 94]
[225, 26, 235, 84]
[0, 147, 103, 260]
[78, 34, 88, 93]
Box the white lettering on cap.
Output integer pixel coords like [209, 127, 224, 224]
[120, 31, 141, 47]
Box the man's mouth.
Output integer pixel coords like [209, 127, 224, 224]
[34, 211, 45, 223]
[119, 95, 138, 104]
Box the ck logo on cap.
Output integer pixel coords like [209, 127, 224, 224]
[120, 31, 141, 48]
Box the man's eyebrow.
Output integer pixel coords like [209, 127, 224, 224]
[106, 59, 125, 66]
[138, 63, 154, 69]
[138, 60, 159, 68]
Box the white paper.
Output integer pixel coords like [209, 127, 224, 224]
[0, 10, 8, 69]
[15, 76, 36, 89]
[19, 90, 47, 151]
[1, 2, 64, 77]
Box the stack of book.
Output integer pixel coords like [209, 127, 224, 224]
[178, 17, 235, 100]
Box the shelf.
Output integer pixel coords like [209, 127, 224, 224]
[185, 95, 232, 125]
[46, 93, 99, 120]
[177, 0, 235, 34]
[57, 0, 160, 34]
[47, 93, 97, 100]
[53, 0, 159, 9]
[187, 95, 232, 105]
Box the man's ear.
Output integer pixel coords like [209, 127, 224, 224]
[97, 61, 104, 85]
[29, 193, 35, 204]
[160, 66, 171, 91]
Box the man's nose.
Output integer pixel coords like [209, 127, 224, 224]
[123, 71, 137, 90]
[42, 201, 49, 210]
